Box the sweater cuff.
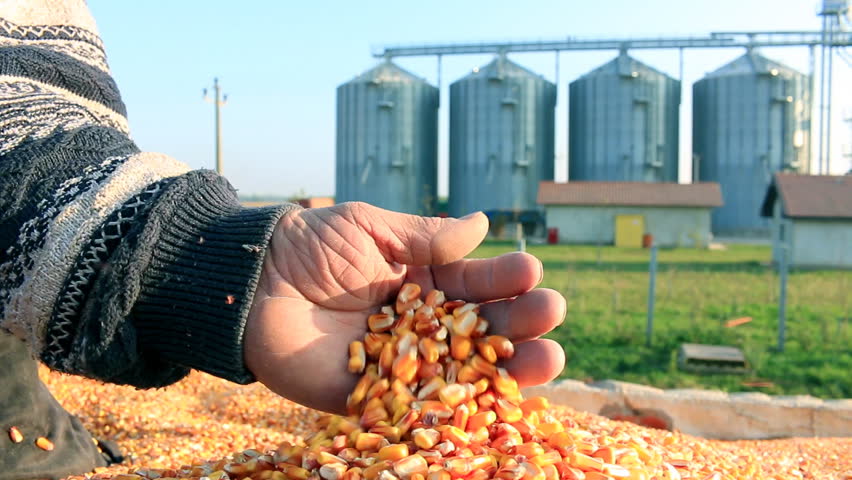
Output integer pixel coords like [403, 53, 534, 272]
[131, 172, 298, 384]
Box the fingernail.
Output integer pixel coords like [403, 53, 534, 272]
[459, 212, 481, 220]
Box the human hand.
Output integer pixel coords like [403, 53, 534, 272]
[244, 202, 566, 413]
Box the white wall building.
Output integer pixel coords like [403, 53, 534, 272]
[761, 173, 852, 269]
[538, 182, 723, 248]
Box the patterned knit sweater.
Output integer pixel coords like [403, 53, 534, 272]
[0, 0, 296, 388]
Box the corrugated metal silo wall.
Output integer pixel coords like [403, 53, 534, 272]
[693, 64, 810, 236]
[568, 56, 680, 182]
[335, 67, 439, 215]
[448, 61, 556, 218]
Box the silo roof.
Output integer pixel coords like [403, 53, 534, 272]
[345, 60, 429, 85]
[537, 181, 723, 208]
[457, 55, 551, 82]
[702, 52, 805, 79]
[574, 52, 676, 81]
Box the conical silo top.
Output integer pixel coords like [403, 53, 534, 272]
[455, 55, 550, 84]
[343, 60, 430, 86]
[702, 52, 805, 79]
[575, 52, 676, 81]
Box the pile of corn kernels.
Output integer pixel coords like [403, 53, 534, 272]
[36, 284, 851, 480]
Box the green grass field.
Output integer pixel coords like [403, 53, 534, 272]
[470, 242, 852, 399]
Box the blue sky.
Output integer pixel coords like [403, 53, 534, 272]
[87, 0, 851, 198]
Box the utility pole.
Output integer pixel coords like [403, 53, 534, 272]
[203, 78, 227, 175]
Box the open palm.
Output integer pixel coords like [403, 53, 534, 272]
[244, 202, 566, 413]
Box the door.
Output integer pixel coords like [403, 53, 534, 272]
[615, 214, 644, 248]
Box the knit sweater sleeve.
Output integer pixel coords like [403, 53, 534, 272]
[0, 3, 298, 387]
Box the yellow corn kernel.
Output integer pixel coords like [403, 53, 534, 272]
[396, 310, 416, 332]
[469, 354, 497, 377]
[470, 426, 490, 444]
[424, 289, 446, 308]
[282, 465, 310, 480]
[472, 317, 489, 338]
[450, 335, 473, 361]
[441, 425, 470, 448]
[514, 442, 546, 458]
[520, 462, 546, 480]
[363, 460, 393, 480]
[426, 470, 451, 480]
[413, 428, 441, 449]
[355, 432, 384, 452]
[452, 310, 477, 337]
[457, 365, 481, 384]
[395, 283, 421, 313]
[452, 403, 470, 431]
[417, 361, 444, 380]
[358, 410, 389, 438]
[443, 458, 471, 477]
[494, 398, 523, 423]
[369, 313, 395, 333]
[378, 444, 409, 462]
[319, 451, 347, 465]
[487, 335, 515, 359]
[473, 378, 490, 395]
[392, 346, 418, 384]
[349, 341, 367, 373]
[391, 379, 416, 404]
[379, 343, 394, 377]
[394, 409, 419, 436]
[568, 451, 604, 472]
[592, 446, 616, 464]
[367, 378, 390, 400]
[475, 340, 498, 363]
[529, 451, 561, 468]
[342, 468, 363, 480]
[547, 431, 574, 448]
[520, 396, 550, 415]
[364, 333, 391, 357]
[452, 302, 478, 317]
[467, 410, 497, 431]
[370, 425, 401, 443]
[416, 376, 446, 401]
[433, 326, 448, 342]
[493, 368, 520, 398]
[35, 436, 54, 451]
[393, 454, 428, 479]
[478, 391, 497, 409]
[418, 338, 440, 364]
[8, 427, 23, 443]
[438, 383, 468, 409]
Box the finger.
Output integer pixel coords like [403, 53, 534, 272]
[355, 203, 489, 266]
[479, 288, 566, 342]
[502, 339, 566, 388]
[430, 252, 543, 303]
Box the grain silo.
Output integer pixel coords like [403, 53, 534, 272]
[693, 52, 810, 236]
[336, 61, 439, 215]
[568, 52, 680, 182]
[448, 55, 556, 218]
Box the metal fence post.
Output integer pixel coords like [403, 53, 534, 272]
[646, 243, 658, 347]
[778, 245, 788, 352]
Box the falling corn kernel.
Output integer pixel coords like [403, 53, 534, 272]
[8, 426, 23, 443]
[35, 436, 54, 451]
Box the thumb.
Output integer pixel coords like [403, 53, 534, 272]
[355, 203, 489, 266]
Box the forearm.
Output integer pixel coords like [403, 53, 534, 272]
[0, 4, 297, 387]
